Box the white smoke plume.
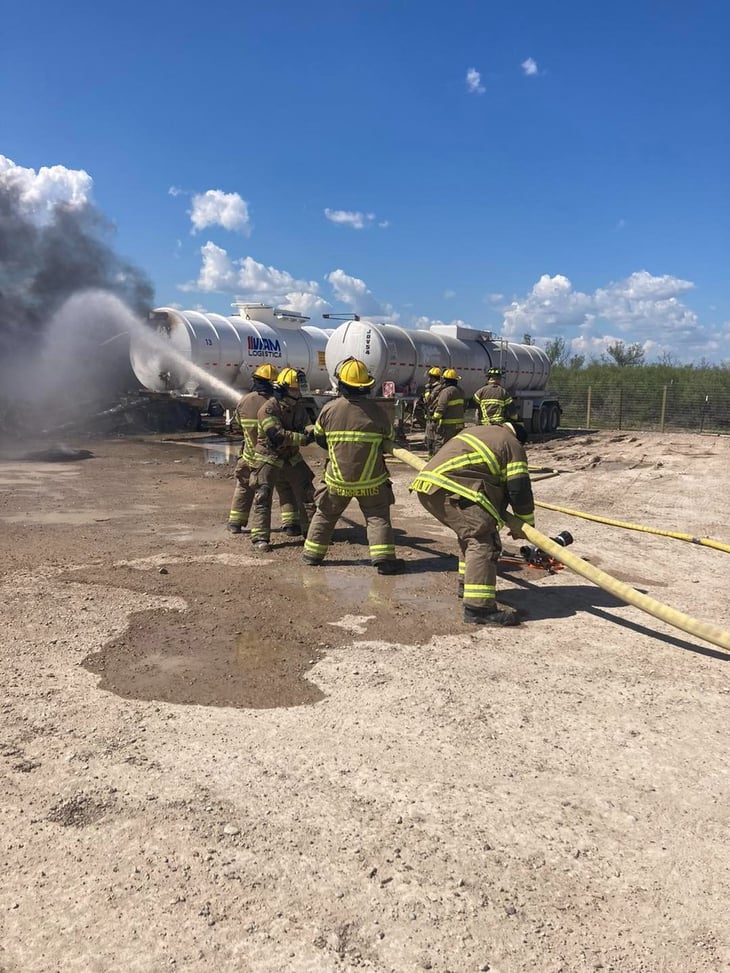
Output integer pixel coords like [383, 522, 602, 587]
[0, 155, 154, 421]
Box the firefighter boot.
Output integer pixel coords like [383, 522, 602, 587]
[463, 604, 520, 626]
[375, 559, 405, 576]
[227, 522, 251, 534]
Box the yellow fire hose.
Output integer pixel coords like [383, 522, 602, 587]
[389, 445, 730, 652]
[530, 496, 730, 555]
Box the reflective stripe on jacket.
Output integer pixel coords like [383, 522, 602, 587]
[314, 396, 393, 496]
[473, 381, 513, 425]
[233, 390, 270, 463]
[410, 426, 535, 528]
[432, 384, 465, 427]
[423, 380, 443, 416]
[254, 397, 307, 468]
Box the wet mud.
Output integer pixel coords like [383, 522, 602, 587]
[82, 612, 326, 710]
[72, 555, 462, 709]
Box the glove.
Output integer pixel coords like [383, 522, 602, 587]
[266, 427, 286, 449]
[301, 426, 315, 446]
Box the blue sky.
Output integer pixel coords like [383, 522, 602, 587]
[2, 0, 729, 362]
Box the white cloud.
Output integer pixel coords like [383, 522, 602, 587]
[326, 269, 399, 322]
[601, 270, 694, 303]
[485, 292, 504, 304]
[466, 68, 485, 95]
[443, 289, 456, 300]
[521, 57, 538, 76]
[502, 270, 708, 359]
[182, 243, 323, 312]
[0, 154, 92, 225]
[189, 189, 251, 235]
[324, 208, 386, 230]
[279, 292, 331, 316]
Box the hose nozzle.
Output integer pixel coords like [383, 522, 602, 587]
[520, 530, 574, 566]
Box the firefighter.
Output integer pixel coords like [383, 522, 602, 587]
[248, 368, 316, 552]
[422, 366, 442, 455]
[302, 357, 402, 574]
[473, 367, 514, 426]
[410, 421, 534, 626]
[227, 362, 283, 534]
[431, 368, 465, 450]
[273, 366, 317, 536]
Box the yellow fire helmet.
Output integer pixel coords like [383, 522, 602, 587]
[442, 368, 461, 381]
[426, 366, 442, 378]
[276, 366, 300, 390]
[252, 362, 278, 381]
[335, 357, 376, 389]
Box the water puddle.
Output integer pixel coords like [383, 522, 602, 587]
[162, 437, 239, 465]
[81, 616, 325, 710]
[3, 508, 125, 525]
[2, 503, 157, 526]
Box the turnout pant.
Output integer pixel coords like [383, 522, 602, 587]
[417, 490, 501, 609]
[434, 423, 464, 451]
[424, 418, 438, 456]
[304, 482, 396, 564]
[283, 460, 317, 533]
[248, 460, 316, 542]
[228, 456, 254, 528]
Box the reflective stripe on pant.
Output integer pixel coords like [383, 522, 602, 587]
[228, 456, 254, 526]
[304, 482, 396, 563]
[417, 490, 501, 608]
[248, 461, 316, 541]
[248, 462, 280, 541]
[280, 460, 317, 533]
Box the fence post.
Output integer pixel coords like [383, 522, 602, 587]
[618, 387, 623, 431]
[586, 385, 592, 428]
[700, 394, 709, 432]
[660, 385, 667, 433]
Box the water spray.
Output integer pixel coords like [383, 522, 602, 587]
[129, 317, 242, 406]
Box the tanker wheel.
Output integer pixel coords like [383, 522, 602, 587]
[530, 411, 542, 434]
[177, 403, 202, 432]
[547, 403, 560, 432]
[538, 405, 550, 433]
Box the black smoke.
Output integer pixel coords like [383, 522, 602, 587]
[0, 182, 153, 359]
[0, 169, 154, 436]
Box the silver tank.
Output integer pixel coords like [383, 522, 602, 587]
[130, 305, 332, 395]
[324, 320, 551, 399]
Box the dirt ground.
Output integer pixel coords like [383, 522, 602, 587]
[1, 427, 729, 973]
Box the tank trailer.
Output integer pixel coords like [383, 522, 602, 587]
[129, 306, 561, 434]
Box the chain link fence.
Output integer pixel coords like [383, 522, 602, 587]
[554, 381, 730, 433]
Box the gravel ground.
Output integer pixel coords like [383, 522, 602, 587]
[1, 428, 729, 973]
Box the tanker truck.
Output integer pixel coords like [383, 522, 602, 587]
[324, 319, 561, 433]
[129, 306, 560, 434]
[129, 303, 332, 398]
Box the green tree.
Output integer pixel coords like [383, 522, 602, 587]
[544, 336, 568, 366]
[602, 340, 645, 366]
